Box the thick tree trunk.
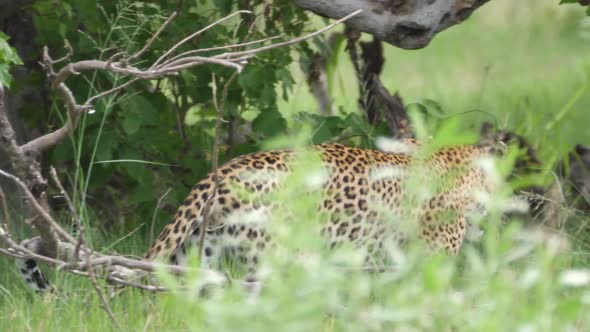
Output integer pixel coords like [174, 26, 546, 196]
[292, 0, 490, 49]
[1, 1, 58, 257]
[346, 33, 412, 138]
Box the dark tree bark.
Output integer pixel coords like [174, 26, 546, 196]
[0, 1, 48, 162]
[292, 0, 490, 49]
[347, 32, 412, 138]
[303, 33, 343, 116]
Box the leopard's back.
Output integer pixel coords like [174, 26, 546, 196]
[146, 142, 493, 270]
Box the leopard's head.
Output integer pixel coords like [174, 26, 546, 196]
[479, 122, 546, 219]
[557, 144, 590, 214]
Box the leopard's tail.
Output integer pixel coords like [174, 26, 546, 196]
[144, 177, 213, 262]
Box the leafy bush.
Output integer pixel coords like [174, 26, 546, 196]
[20, 0, 321, 232]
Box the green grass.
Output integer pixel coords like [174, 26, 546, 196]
[2, 0, 590, 331]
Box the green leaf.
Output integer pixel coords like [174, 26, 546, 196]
[237, 66, 263, 91]
[119, 94, 160, 134]
[213, 0, 233, 15]
[75, 0, 100, 32]
[95, 131, 118, 161]
[0, 32, 23, 88]
[185, 104, 216, 126]
[122, 112, 141, 135]
[0, 64, 12, 88]
[252, 108, 286, 138]
[129, 179, 156, 204]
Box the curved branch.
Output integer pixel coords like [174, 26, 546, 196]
[21, 83, 82, 154]
[292, 0, 489, 49]
[0, 169, 75, 244]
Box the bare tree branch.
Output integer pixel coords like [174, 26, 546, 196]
[84, 77, 139, 106]
[212, 9, 362, 61]
[152, 10, 252, 68]
[50, 40, 74, 65]
[127, 11, 178, 63]
[0, 169, 75, 246]
[86, 247, 119, 327]
[20, 82, 82, 154]
[19, 9, 361, 157]
[162, 35, 281, 66]
[197, 73, 222, 260]
[292, 0, 489, 49]
[48, 167, 85, 262]
[150, 188, 172, 245]
[106, 275, 169, 292]
[197, 72, 238, 261]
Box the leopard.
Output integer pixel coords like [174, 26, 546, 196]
[20, 137, 530, 292]
[141, 139, 498, 272]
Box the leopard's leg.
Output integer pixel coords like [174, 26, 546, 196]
[183, 226, 224, 270]
[444, 213, 467, 254]
[200, 231, 224, 270]
[228, 224, 270, 275]
[16, 239, 53, 293]
[16, 258, 52, 292]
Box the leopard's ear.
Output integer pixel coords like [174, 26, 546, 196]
[479, 121, 495, 141]
[477, 122, 506, 155]
[575, 144, 590, 157]
[479, 121, 501, 148]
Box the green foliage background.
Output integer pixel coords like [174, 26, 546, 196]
[12, 0, 331, 232]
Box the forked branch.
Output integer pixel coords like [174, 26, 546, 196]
[20, 9, 361, 155]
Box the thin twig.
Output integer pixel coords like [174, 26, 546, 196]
[0, 248, 64, 266]
[212, 9, 362, 61]
[21, 82, 82, 154]
[0, 169, 75, 244]
[150, 188, 171, 245]
[0, 232, 65, 267]
[127, 11, 178, 63]
[152, 10, 252, 68]
[221, 72, 238, 110]
[63, 254, 192, 274]
[106, 275, 170, 292]
[197, 74, 221, 259]
[85, 77, 139, 106]
[161, 35, 280, 66]
[159, 55, 247, 73]
[49, 167, 77, 218]
[50, 40, 74, 65]
[197, 72, 238, 260]
[48, 167, 85, 262]
[86, 247, 120, 328]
